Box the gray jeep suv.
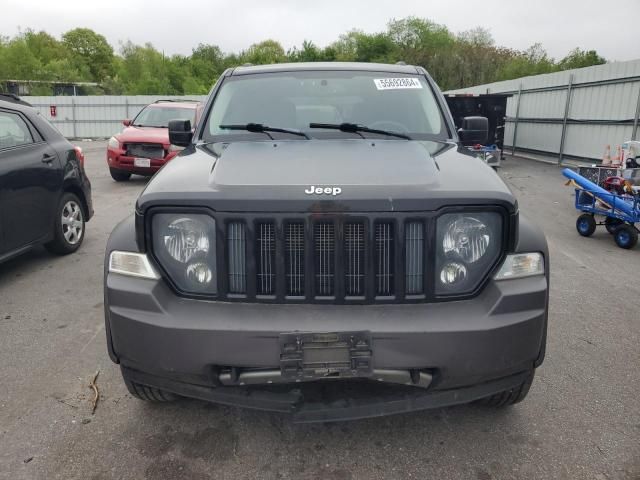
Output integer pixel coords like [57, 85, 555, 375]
[104, 62, 549, 422]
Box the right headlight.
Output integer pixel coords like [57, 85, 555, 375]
[108, 136, 120, 149]
[151, 213, 217, 295]
[435, 212, 502, 295]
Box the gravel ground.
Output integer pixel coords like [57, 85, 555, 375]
[0, 142, 638, 480]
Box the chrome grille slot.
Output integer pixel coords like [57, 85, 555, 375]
[256, 222, 276, 295]
[314, 222, 335, 296]
[405, 221, 424, 294]
[285, 222, 305, 296]
[344, 222, 365, 296]
[375, 222, 394, 296]
[227, 221, 246, 294]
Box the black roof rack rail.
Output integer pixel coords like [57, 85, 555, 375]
[0, 93, 32, 106]
[153, 99, 201, 104]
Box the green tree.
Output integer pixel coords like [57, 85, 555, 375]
[287, 40, 322, 62]
[243, 40, 286, 64]
[558, 48, 606, 70]
[62, 28, 114, 81]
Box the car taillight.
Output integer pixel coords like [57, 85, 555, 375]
[74, 145, 85, 169]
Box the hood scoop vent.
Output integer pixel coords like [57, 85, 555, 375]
[210, 140, 439, 189]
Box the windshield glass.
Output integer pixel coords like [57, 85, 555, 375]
[203, 71, 448, 141]
[133, 106, 195, 128]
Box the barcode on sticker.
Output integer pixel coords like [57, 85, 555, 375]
[374, 78, 422, 90]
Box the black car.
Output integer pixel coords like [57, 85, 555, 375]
[104, 63, 548, 422]
[0, 94, 93, 263]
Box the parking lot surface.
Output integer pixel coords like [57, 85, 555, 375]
[0, 141, 638, 480]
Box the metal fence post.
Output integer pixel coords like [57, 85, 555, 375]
[511, 83, 523, 155]
[632, 84, 640, 141]
[71, 97, 77, 139]
[125, 97, 129, 120]
[558, 74, 574, 165]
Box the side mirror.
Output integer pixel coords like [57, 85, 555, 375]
[458, 116, 488, 146]
[122, 119, 132, 127]
[169, 119, 193, 147]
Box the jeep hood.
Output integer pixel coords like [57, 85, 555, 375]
[138, 140, 517, 213]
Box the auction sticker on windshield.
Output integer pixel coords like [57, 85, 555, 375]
[374, 78, 422, 90]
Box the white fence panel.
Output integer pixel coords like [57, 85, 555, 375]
[447, 59, 640, 162]
[23, 95, 207, 139]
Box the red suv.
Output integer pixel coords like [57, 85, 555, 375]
[106, 100, 202, 181]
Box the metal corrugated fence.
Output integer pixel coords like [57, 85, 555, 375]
[446, 59, 640, 162]
[21, 95, 207, 139]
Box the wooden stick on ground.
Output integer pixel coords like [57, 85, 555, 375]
[89, 370, 100, 415]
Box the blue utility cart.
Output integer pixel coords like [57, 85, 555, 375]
[563, 168, 639, 249]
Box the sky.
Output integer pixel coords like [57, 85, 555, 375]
[2, 0, 639, 61]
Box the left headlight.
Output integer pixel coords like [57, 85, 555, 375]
[151, 213, 217, 294]
[436, 212, 502, 295]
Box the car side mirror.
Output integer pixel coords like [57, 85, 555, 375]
[458, 116, 488, 146]
[169, 119, 193, 147]
[122, 119, 132, 127]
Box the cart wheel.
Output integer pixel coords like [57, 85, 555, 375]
[605, 217, 623, 234]
[576, 214, 596, 237]
[613, 225, 638, 249]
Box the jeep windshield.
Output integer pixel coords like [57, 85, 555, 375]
[203, 71, 449, 142]
[133, 106, 195, 128]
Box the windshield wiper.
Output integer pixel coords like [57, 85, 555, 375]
[219, 123, 310, 140]
[309, 122, 411, 140]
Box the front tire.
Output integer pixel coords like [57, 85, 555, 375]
[477, 369, 535, 407]
[122, 371, 177, 402]
[576, 214, 596, 237]
[110, 168, 131, 182]
[45, 192, 85, 255]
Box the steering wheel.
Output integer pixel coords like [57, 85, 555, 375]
[368, 120, 410, 133]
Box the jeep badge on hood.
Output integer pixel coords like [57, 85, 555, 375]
[305, 186, 342, 196]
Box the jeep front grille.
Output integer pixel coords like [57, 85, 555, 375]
[405, 221, 424, 295]
[315, 222, 335, 296]
[285, 222, 305, 296]
[256, 222, 276, 295]
[375, 222, 394, 296]
[218, 215, 431, 303]
[344, 222, 365, 296]
[227, 221, 246, 294]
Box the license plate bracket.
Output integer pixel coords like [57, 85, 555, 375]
[134, 157, 151, 168]
[280, 331, 372, 380]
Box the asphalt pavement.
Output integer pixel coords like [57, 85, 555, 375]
[0, 142, 638, 480]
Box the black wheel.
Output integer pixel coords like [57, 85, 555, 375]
[122, 372, 177, 402]
[613, 224, 638, 249]
[605, 217, 623, 234]
[110, 167, 131, 182]
[44, 192, 85, 255]
[576, 214, 596, 237]
[477, 369, 535, 407]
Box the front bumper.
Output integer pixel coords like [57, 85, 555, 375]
[122, 365, 531, 423]
[105, 270, 547, 419]
[106, 148, 176, 174]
